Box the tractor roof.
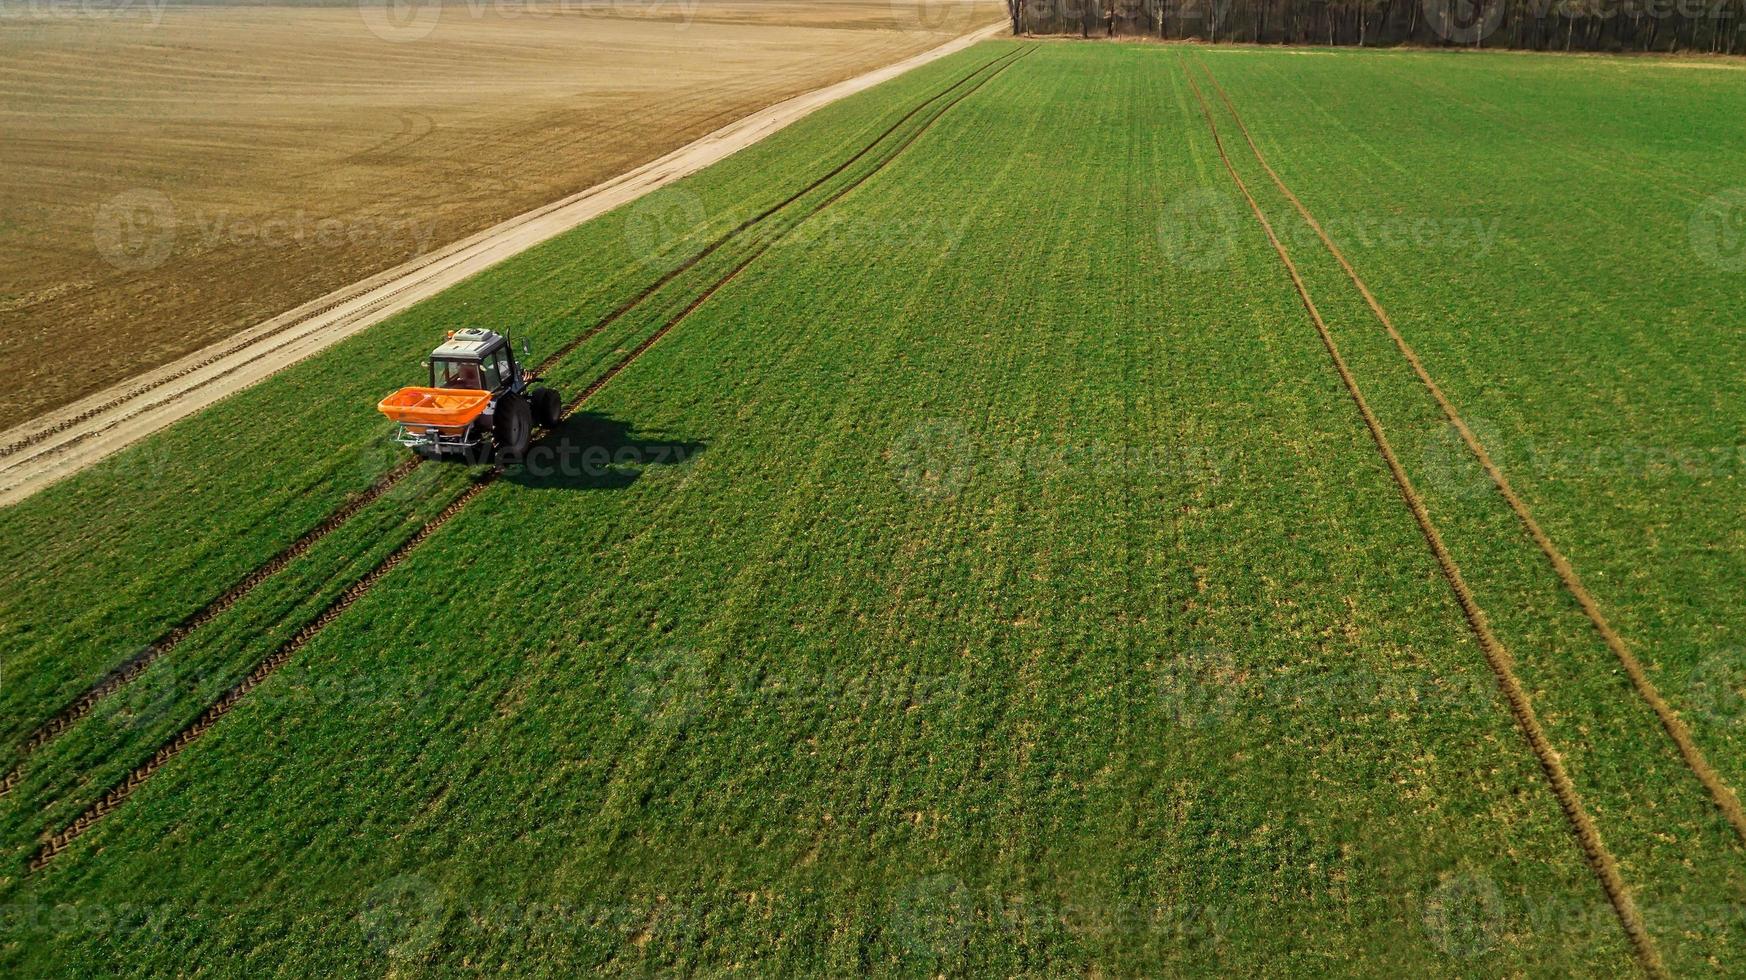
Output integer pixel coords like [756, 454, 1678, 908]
[431, 328, 504, 361]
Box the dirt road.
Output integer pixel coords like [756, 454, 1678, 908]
[0, 21, 1006, 508]
[0, 1, 1004, 420]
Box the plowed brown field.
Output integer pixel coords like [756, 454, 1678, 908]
[0, 0, 1001, 419]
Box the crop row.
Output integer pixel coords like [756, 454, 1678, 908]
[1194, 47, 1746, 975]
[12, 42, 1039, 874]
[0, 41, 1023, 818]
[1, 43, 1665, 974]
[0, 44, 1014, 763]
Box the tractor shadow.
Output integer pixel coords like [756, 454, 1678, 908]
[503, 410, 706, 492]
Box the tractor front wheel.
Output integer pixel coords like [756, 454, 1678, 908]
[493, 394, 533, 460]
[530, 387, 562, 428]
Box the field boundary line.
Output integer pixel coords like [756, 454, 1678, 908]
[0, 20, 1009, 508]
[0, 456, 420, 801]
[1182, 59, 1666, 978]
[27, 43, 1037, 872]
[0, 45, 1026, 805]
[1197, 59, 1746, 850]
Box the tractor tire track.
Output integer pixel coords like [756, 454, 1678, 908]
[529, 45, 1024, 381]
[1, 42, 1015, 466]
[28, 43, 1036, 872]
[28, 475, 494, 871]
[1197, 59, 1746, 850]
[0, 46, 1025, 804]
[0, 23, 1008, 504]
[0, 455, 419, 801]
[1182, 60, 1666, 979]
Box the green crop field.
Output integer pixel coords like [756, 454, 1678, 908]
[3, 39, 1745, 976]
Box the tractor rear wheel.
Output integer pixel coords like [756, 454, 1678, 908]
[493, 394, 533, 459]
[531, 387, 562, 428]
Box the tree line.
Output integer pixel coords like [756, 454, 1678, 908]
[1002, 0, 1746, 52]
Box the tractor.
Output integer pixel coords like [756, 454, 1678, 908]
[376, 328, 562, 460]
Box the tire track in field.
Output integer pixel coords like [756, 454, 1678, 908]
[0, 455, 419, 801]
[1195, 60, 1746, 851]
[0, 24, 1008, 494]
[0, 43, 1015, 464]
[0, 46, 1025, 805]
[28, 43, 1038, 872]
[1181, 60, 1667, 979]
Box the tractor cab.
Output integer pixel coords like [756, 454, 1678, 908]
[430, 328, 515, 392]
[376, 328, 562, 460]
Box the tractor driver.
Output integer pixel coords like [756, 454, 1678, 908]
[442, 360, 483, 389]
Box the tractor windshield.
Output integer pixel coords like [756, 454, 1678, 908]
[432, 357, 484, 390]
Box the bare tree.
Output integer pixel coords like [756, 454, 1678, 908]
[1125, 0, 1736, 47]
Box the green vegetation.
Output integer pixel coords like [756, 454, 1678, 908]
[3, 41, 1744, 975]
